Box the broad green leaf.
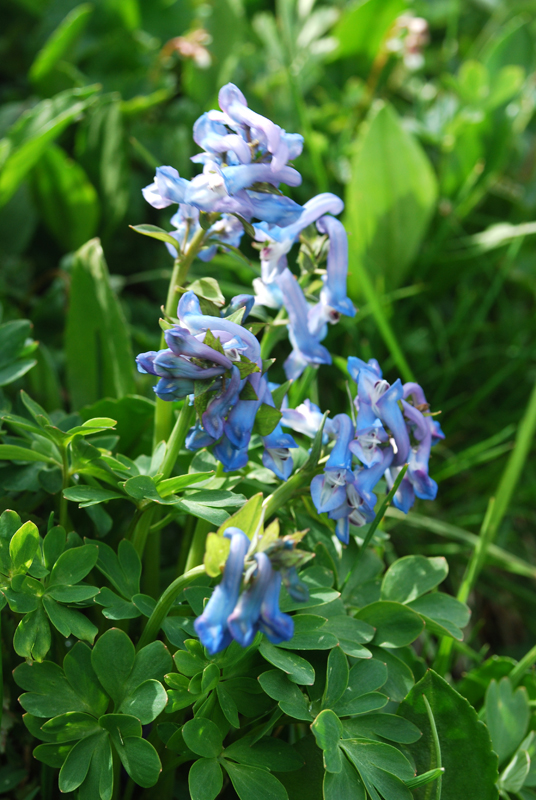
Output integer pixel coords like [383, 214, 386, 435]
[63, 642, 109, 718]
[204, 532, 231, 577]
[114, 736, 162, 788]
[188, 277, 226, 307]
[78, 735, 113, 800]
[65, 238, 135, 408]
[259, 641, 315, 685]
[9, 520, 39, 573]
[42, 712, 101, 742]
[224, 735, 304, 772]
[183, 718, 223, 759]
[119, 679, 167, 724]
[13, 604, 52, 661]
[345, 102, 437, 291]
[15, 660, 89, 717]
[276, 615, 338, 651]
[253, 403, 283, 436]
[157, 471, 214, 497]
[322, 646, 349, 709]
[223, 760, 289, 800]
[216, 683, 240, 727]
[356, 601, 424, 647]
[311, 709, 343, 773]
[201, 663, 220, 694]
[123, 475, 161, 501]
[398, 670, 499, 800]
[58, 733, 103, 792]
[341, 739, 414, 800]
[499, 749, 531, 794]
[176, 500, 230, 525]
[29, 4, 94, 83]
[485, 677, 530, 764]
[31, 144, 100, 251]
[63, 485, 125, 508]
[78, 396, 154, 460]
[189, 758, 223, 800]
[91, 628, 135, 706]
[258, 670, 312, 722]
[0, 86, 98, 207]
[381, 556, 448, 604]
[369, 646, 415, 703]
[332, 659, 389, 717]
[323, 616, 375, 657]
[42, 597, 98, 643]
[99, 713, 141, 740]
[49, 544, 98, 585]
[0, 509, 22, 540]
[324, 754, 366, 800]
[46, 584, 99, 602]
[122, 641, 172, 701]
[93, 538, 141, 600]
[33, 742, 73, 768]
[342, 714, 422, 745]
[408, 593, 470, 640]
[217, 493, 264, 539]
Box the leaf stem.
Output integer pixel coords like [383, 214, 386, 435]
[60, 447, 70, 531]
[423, 694, 443, 800]
[160, 402, 195, 480]
[136, 564, 206, 651]
[184, 517, 212, 572]
[508, 644, 536, 688]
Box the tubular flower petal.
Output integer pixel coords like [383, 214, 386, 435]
[258, 569, 294, 644]
[281, 399, 336, 441]
[227, 553, 272, 647]
[202, 365, 242, 440]
[261, 383, 297, 481]
[194, 528, 249, 655]
[316, 215, 355, 319]
[213, 434, 250, 472]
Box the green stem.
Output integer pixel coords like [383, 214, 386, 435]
[136, 565, 206, 651]
[184, 518, 212, 572]
[509, 644, 536, 688]
[0, 613, 3, 731]
[131, 506, 155, 558]
[423, 694, 442, 800]
[160, 402, 195, 480]
[60, 447, 69, 531]
[263, 469, 315, 520]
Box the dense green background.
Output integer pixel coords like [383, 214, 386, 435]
[1, 0, 535, 679]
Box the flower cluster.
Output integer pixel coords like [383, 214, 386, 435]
[291, 357, 443, 543]
[194, 527, 301, 654]
[142, 83, 355, 381]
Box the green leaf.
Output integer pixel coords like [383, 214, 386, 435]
[0, 86, 98, 207]
[33, 742, 74, 768]
[77, 735, 113, 800]
[224, 735, 304, 772]
[15, 659, 86, 717]
[381, 556, 449, 604]
[157, 471, 214, 497]
[369, 646, 415, 703]
[63, 485, 124, 507]
[259, 641, 315, 685]
[258, 670, 312, 721]
[356, 601, 424, 647]
[0, 444, 58, 465]
[63, 642, 109, 718]
[324, 754, 366, 800]
[345, 102, 437, 291]
[41, 712, 101, 742]
[332, 659, 389, 717]
[65, 238, 135, 408]
[201, 663, 220, 694]
[253, 403, 283, 436]
[323, 616, 375, 657]
[58, 733, 103, 793]
[114, 736, 162, 788]
[204, 532, 231, 578]
[31, 144, 100, 251]
[340, 739, 414, 800]
[93, 538, 141, 600]
[13, 604, 52, 661]
[217, 493, 264, 539]
[330, 0, 405, 62]
[129, 224, 180, 252]
[49, 543, 98, 585]
[91, 628, 135, 706]
[188, 277, 226, 307]
[123, 475, 161, 502]
[29, 3, 94, 83]
[342, 714, 422, 745]
[189, 758, 223, 800]
[499, 749, 531, 793]
[182, 718, 223, 759]
[42, 596, 98, 643]
[46, 584, 99, 602]
[223, 760, 289, 800]
[322, 647, 349, 709]
[9, 520, 39, 573]
[398, 669, 499, 800]
[485, 677, 530, 764]
[408, 593, 471, 640]
[311, 709, 343, 773]
[276, 615, 338, 651]
[119, 679, 167, 724]
[216, 683, 240, 728]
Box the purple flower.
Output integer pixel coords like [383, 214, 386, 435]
[202, 365, 241, 440]
[193, 112, 251, 164]
[310, 414, 354, 514]
[261, 383, 297, 481]
[281, 398, 335, 441]
[225, 372, 264, 450]
[194, 528, 249, 655]
[258, 569, 294, 644]
[213, 434, 250, 472]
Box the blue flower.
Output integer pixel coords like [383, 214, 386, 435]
[227, 553, 293, 647]
[261, 383, 297, 481]
[202, 365, 241, 440]
[276, 268, 332, 380]
[225, 294, 255, 320]
[224, 372, 264, 450]
[310, 414, 354, 514]
[193, 112, 252, 164]
[213, 434, 250, 472]
[194, 527, 249, 655]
